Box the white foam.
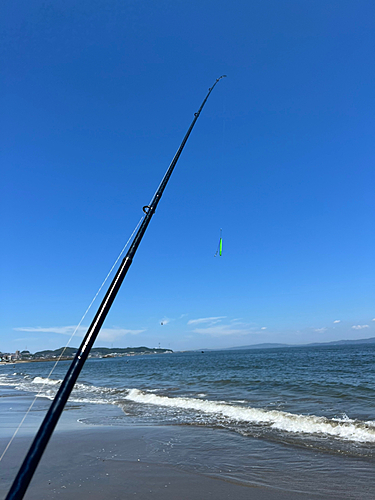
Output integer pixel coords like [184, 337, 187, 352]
[0, 375, 18, 386]
[0, 372, 119, 403]
[125, 389, 375, 443]
[32, 376, 62, 386]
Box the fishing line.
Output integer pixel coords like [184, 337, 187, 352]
[222, 86, 226, 157]
[0, 214, 145, 463]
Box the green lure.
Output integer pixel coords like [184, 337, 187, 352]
[215, 229, 223, 257]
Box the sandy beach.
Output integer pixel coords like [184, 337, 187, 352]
[0, 394, 321, 500]
[1, 428, 322, 500]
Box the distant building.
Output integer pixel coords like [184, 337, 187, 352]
[0, 350, 22, 362]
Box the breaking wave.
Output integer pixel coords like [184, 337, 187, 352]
[32, 376, 62, 386]
[125, 389, 375, 443]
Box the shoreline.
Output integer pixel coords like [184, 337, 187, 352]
[0, 351, 174, 366]
[0, 393, 319, 500]
[0, 358, 74, 365]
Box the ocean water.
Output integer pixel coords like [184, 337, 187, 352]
[1, 344, 375, 498]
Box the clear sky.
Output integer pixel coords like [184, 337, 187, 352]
[1, 0, 374, 353]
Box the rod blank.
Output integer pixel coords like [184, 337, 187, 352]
[6, 75, 226, 500]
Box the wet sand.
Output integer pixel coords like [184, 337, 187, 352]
[1, 426, 322, 500]
[0, 395, 321, 499]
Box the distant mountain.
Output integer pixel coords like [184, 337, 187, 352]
[222, 337, 375, 351]
[225, 343, 289, 350]
[306, 337, 375, 347]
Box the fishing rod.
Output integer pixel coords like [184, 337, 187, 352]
[6, 75, 226, 500]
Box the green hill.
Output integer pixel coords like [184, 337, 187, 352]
[31, 346, 172, 359]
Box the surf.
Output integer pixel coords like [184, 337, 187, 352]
[125, 388, 375, 443]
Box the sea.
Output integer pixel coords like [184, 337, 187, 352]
[1, 343, 374, 498]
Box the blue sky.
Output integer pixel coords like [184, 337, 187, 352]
[1, 0, 374, 353]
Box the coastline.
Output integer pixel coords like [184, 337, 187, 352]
[0, 393, 319, 500]
[0, 358, 74, 366]
[0, 351, 174, 366]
